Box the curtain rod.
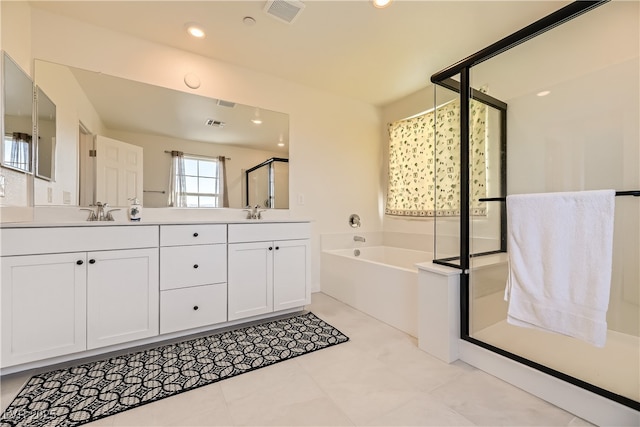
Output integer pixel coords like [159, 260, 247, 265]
[479, 191, 640, 202]
[164, 150, 230, 160]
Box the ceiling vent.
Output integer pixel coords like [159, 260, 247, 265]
[205, 119, 226, 128]
[217, 99, 236, 108]
[263, 0, 305, 25]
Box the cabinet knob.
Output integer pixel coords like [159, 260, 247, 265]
[76, 260, 84, 265]
[275, 246, 280, 250]
[193, 264, 199, 269]
[193, 232, 199, 237]
[89, 259, 96, 264]
[193, 305, 199, 311]
[268, 247, 273, 251]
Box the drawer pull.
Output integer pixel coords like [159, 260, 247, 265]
[89, 259, 96, 264]
[193, 305, 199, 311]
[268, 247, 273, 251]
[76, 260, 84, 265]
[193, 264, 199, 269]
[193, 232, 199, 237]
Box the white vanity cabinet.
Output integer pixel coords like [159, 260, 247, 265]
[1, 252, 87, 367]
[159, 224, 227, 334]
[227, 222, 310, 321]
[0, 226, 159, 367]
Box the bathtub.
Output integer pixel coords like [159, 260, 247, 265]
[320, 246, 433, 337]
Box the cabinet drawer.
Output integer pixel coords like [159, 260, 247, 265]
[160, 224, 226, 246]
[160, 284, 227, 334]
[228, 222, 310, 243]
[1, 226, 159, 256]
[160, 244, 226, 290]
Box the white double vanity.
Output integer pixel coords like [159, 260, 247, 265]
[0, 220, 310, 372]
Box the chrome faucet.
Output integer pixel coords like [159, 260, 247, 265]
[354, 235, 366, 242]
[80, 202, 120, 221]
[243, 205, 266, 220]
[96, 202, 107, 221]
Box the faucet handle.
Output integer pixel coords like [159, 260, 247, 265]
[80, 208, 97, 221]
[105, 209, 121, 221]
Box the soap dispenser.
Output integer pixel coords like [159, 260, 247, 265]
[128, 197, 142, 222]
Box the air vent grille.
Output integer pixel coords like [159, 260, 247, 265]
[205, 119, 226, 128]
[264, 0, 305, 24]
[217, 99, 236, 108]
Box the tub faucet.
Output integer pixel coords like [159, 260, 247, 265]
[354, 235, 366, 242]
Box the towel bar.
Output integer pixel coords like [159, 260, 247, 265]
[479, 190, 640, 202]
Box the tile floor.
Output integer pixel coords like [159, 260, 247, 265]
[1, 292, 593, 426]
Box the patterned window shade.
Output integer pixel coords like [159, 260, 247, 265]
[385, 99, 487, 217]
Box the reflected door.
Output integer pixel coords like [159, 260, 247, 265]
[95, 135, 143, 206]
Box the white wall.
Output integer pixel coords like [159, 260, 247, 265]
[0, 0, 32, 220]
[26, 7, 382, 291]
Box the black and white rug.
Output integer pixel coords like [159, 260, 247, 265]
[0, 312, 348, 427]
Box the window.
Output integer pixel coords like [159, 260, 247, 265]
[182, 156, 221, 208]
[385, 99, 487, 217]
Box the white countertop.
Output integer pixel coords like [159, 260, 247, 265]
[0, 218, 312, 228]
[0, 206, 312, 228]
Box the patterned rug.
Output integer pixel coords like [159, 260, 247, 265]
[0, 312, 348, 427]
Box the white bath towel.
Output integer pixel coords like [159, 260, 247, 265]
[504, 190, 615, 347]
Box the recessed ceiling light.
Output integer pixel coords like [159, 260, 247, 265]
[186, 23, 205, 38]
[251, 108, 262, 125]
[373, 0, 392, 9]
[537, 90, 551, 97]
[277, 142, 285, 147]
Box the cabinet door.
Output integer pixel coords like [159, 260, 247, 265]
[228, 242, 273, 321]
[1, 253, 87, 367]
[87, 248, 159, 349]
[273, 239, 310, 311]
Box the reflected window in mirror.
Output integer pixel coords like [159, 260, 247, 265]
[169, 152, 229, 208]
[2, 52, 34, 174]
[2, 133, 31, 171]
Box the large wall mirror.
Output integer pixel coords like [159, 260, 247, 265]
[2, 52, 33, 174]
[33, 59, 290, 209]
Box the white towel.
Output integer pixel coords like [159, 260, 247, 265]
[504, 190, 615, 347]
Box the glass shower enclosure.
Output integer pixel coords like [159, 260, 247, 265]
[431, 0, 639, 411]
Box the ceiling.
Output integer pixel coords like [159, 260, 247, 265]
[28, 0, 572, 107]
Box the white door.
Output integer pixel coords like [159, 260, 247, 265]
[1, 253, 87, 367]
[86, 248, 159, 349]
[228, 241, 273, 320]
[95, 135, 143, 206]
[273, 239, 310, 311]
